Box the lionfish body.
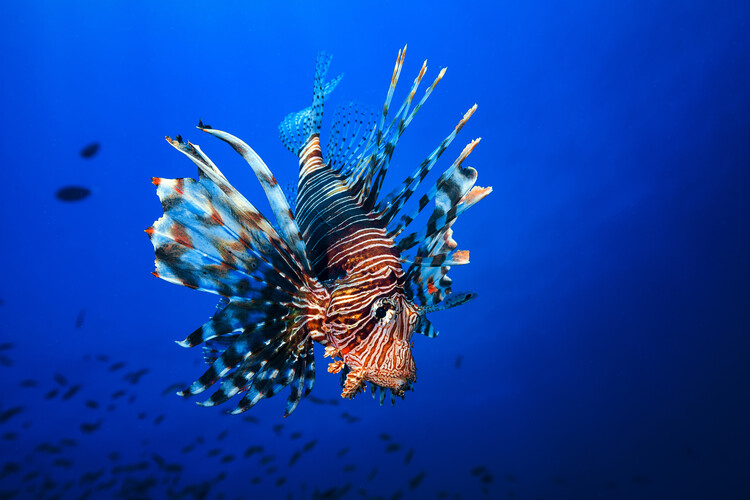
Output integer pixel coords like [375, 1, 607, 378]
[148, 47, 491, 416]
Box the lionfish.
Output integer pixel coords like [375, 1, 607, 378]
[147, 46, 491, 416]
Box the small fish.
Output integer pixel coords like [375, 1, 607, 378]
[80, 468, 106, 483]
[60, 438, 78, 447]
[80, 420, 103, 433]
[217, 429, 228, 441]
[137, 412, 147, 420]
[242, 415, 260, 424]
[340, 411, 360, 423]
[19, 379, 37, 388]
[128, 394, 136, 404]
[161, 382, 186, 396]
[54, 373, 68, 386]
[62, 384, 82, 401]
[181, 444, 195, 453]
[404, 448, 414, 464]
[164, 463, 183, 473]
[80, 142, 100, 158]
[154, 414, 165, 425]
[290, 431, 302, 440]
[0, 355, 11, 367]
[111, 389, 126, 399]
[2, 432, 18, 441]
[455, 355, 462, 368]
[56, 186, 92, 202]
[44, 388, 59, 399]
[266, 465, 278, 475]
[147, 47, 488, 415]
[107, 451, 120, 461]
[123, 368, 149, 385]
[0, 342, 13, 351]
[52, 457, 74, 468]
[207, 448, 221, 457]
[272, 423, 284, 436]
[408, 471, 427, 490]
[471, 466, 489, 477]
[480, 473, 494, 484]
[385, 443, 401, 453]
[250, 477, 261, 485]
[307, 396, 327, 406]
[259, 454, 275, 465]
[109, 361, 126, 372]
[379, 433, 392, 441]
[221, 454, 235, 464]
[289, 450, 302, 466]
[35, 442, 63, 454]
[84, 400, 99, 409]
[302, 440, 317, 452]
[275, 477, 287, 487]
[0, 407, 24, 423]
[96, 354, 109, 362]
[151, 453, 166, 468]
[367, 467, 378, 481]
[75, 309, 86, 328]
[111, 462, 149, 474]
[336, 447, 350, 458]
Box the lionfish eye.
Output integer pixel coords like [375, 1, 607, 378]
[375, 306, 388, 319]
[373, 299, 398, 324]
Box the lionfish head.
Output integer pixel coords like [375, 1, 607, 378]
[325, 288, 421, 399]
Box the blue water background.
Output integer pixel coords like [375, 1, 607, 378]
[1, 1, 749, 499]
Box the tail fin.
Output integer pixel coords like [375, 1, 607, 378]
[279, 52, 343, 155]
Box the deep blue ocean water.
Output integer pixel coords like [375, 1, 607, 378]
[2, 1, 749, 499]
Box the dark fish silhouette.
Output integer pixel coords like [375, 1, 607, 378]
[273, 423, 284, 436]
[164, 463, 183, 473]
[343, 464, 356, 472]
[275, 477, 287, 487]
[181, 443, 195, 454]
[19, 379, 37, 388]
[455, 355, 462, 368]
[0, 342, 13, 351]
[84, 399, 99, 409]
[336, 447, 349, 458]
[62, 384, 82, 400]
[96, 354, 109, 362]
[217, 429, 228, 441]
[0, 407, 24, 423]
[385, 443, 402, 453]
[266, 465, 278, 475]
[340, 411, 360, 423]
[80, 142, 100, 158]
[289, 450, 302, 466]
[480, 473, 494, 484]
[60, 437, 78, 447]
[404, 448, 414, 464]
[54, 373, 68, 386]
[379, 433, 391, 441]
[107, 451, 120, 461]
[75, 309, 86, 328]
[2, 432, 18, 441]
[80, 468, 106, 483]
[111, 462, 149, 474]
[242, 415, 260, 424]
[207, 448, 221, 457]
[161, 382, 187, 396]
[260, 454, 275, 465]
[303, 440, 317, 452]
[0, 355, 11, 367]
[80, 420, 103, 433]
[307, 396, 326, 405]
[408, 471, 426, 489]
[111, 389, 126, 399]
[36, 442, 63, 454]
[52, 457, 74, 468]
[109, 361, 126, 372]
[44, 388, 59, 399]
[123, 368, 149, 384]
[290, 431, 302, 440]
[471, 466, 489, 476]
[367, 467, 378, 481]
[154, 414, 165, 425]
[250, 476, 261, 485]
[56, 186, 92, 202]
[221, 454, 235, 463]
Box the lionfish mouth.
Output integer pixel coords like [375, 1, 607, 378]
[364, 371, 416, 396]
